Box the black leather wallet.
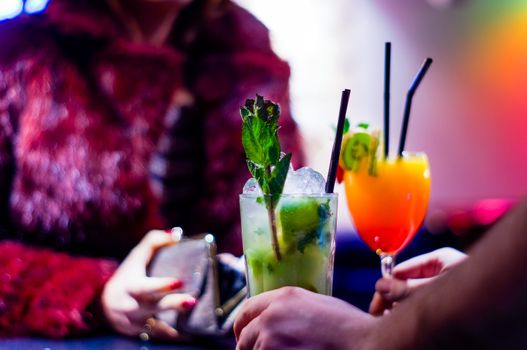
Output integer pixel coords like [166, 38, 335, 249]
[147, 233, 246, 337]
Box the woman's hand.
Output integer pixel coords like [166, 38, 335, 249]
[369, 247, 467, 315]
[101, 230, 197, 340]
[234, 287, 378, 350]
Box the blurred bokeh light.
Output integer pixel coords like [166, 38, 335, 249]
[0, 0, 23, 20]
[25, 0, 49, 13]
[0, 0, 48, 20]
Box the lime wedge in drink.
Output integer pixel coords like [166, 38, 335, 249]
[277, 197, 328, 253]
[245, 245, 327, 294]
[340, 125, 380, 176]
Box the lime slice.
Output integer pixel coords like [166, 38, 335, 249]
[278, 198, 322, 253]
[340, 132, 371, 171]
[339, 125, 380, 176]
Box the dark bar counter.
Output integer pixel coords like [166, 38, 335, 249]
[0, 336, 235, 350]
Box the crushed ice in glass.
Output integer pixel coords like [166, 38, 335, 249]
[283, 167, 326, 194]
[243, 167, 326, 195]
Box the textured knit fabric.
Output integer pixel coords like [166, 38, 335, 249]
[0, 0, 303, 337]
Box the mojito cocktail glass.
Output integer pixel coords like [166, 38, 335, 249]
[240, 193, 337, 296]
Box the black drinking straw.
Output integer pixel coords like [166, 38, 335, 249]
[383, 42, 391, 159]
[397, 58, 433, 157]
[325, 89, 351, 193]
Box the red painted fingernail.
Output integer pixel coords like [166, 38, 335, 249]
[168, 280, 183, 290]
[182, 298, 197, 310]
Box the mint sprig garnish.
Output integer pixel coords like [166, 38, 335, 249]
[241, 95, 291, 261]
[343, 118, 350, 134]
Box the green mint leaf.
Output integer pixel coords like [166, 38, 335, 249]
[357, 122, 370, 129]
[267, 153, 291, 208]
[241, 96, 287, 206]
[260, 124, 280, 165]
[241, 95, 289, 261]
[242, 117, 266, 165]
[247, 160, 267, 192]
[343, 118, 350, 134]
[318, 200, 331, 220]
[240, 107, 251, 122]
[297, 229, 319, 254]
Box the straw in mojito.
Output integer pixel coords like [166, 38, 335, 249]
[326, 89, 350, 194]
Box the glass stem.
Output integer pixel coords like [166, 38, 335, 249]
[380, 254, 395, 278]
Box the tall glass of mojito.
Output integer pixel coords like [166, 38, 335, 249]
[240, 192, 337, 296]
[239, 96, 337, 296]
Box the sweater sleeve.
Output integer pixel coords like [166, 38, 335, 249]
[0, 241, 117, 337]
[0, 21, 118, 338]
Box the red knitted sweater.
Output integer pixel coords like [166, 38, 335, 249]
[0, 0, 303, 337]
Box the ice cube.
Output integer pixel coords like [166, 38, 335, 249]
[283, 167, 326, 194]
[243, 178, 262, 195]
[296, 167, 326, 194]
[283, 168, 301, 194]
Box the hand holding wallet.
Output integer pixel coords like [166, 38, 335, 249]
[147, 231, 246, 338]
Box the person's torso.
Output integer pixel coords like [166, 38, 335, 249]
[7, 28, 190, 258]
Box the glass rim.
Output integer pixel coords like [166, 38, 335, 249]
[401, 151, 427, 156]
[379, 151, 428, 162]
[239, 192, 338, 199]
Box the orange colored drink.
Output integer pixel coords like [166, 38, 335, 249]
[344, 153, 431, 256]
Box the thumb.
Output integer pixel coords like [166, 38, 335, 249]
[369, 278, 411, 316]
[375, 278, 411, 303]
[369, 292, 390, 316]
[125, 230, 176, 268]
[376, 277, 435, 303]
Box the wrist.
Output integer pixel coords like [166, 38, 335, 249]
[357, 315, 384, 350]
[359, 310, 421, 350]
[340, 312, 382, 350]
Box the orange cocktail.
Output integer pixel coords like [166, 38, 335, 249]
[344, 153, 430, 258]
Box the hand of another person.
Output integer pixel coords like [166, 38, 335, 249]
[234, 287, 378, 350]
[101, 230, 197, 340]
[369, 247, 467, 316]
